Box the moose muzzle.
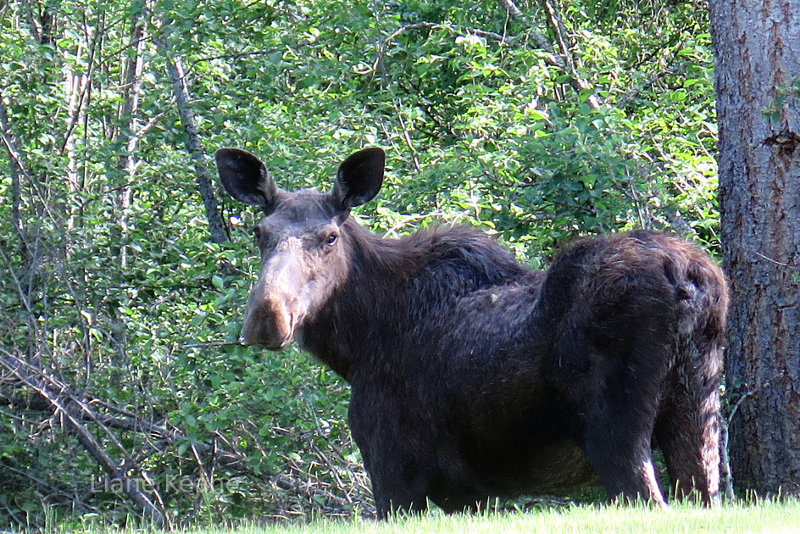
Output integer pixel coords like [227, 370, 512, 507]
[240, 243, 306, 349]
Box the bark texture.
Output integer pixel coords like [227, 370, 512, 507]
[708, 0, 800, 496]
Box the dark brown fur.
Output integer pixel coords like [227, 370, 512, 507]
[215, 147, 728, 517]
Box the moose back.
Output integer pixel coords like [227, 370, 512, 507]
[215, 147, 728, 516]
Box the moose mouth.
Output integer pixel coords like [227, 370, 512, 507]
[248, 330, 293, 351]
[263, 338, 292, 351]
[241, 305, 300, 351]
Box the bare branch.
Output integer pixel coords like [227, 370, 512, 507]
[0, 350, 168, 527]
[153, 26, 228, 244]
[540, 0, 600, 109]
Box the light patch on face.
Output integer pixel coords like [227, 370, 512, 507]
[240, 237, 308, 348]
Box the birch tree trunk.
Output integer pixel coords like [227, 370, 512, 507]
[117, 6, 147, 269]
[708, 0, 800, 496]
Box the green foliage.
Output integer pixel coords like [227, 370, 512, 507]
[0, 0, 720, 529]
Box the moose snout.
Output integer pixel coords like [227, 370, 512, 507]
[241, 296, 297, 349]
[240, 251, 306, 350]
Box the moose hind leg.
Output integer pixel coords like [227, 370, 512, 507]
[581, 399, 667, 508]
[559, 325, 670, 506]
[654, 343, 722, 505]
[562, 336, 669, 506]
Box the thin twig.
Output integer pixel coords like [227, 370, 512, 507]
[178, 341, 249, 350]
[394, 101, 420, 173]
[540, 0, 600, 110]
[618, 60, 690, 108]
[720, 383, 761, 502]
[747, 248, 798, 269]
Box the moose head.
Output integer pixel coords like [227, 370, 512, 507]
[215, 147, 385, 349]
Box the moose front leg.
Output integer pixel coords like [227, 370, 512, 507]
[349, 389, 434, 518]
[368, 465, 431, 519]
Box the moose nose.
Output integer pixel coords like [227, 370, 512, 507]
[240, 247, 305, 349]
[241, 295, 297, 349]
[241, 317, 290, 350]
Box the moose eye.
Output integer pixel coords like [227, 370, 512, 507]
[325, 232, 338, 246]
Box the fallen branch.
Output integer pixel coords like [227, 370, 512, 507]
[0, 355, 249, 472]
[0, 350, 168, 527]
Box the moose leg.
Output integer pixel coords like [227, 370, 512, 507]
[562, 331, 671, 506]
[367, 457, 431, 519]
[550, 333, 669, 505]
[349, 390, 432, 519]
[581, 404, 667, 508]
[371, 480, 429, 518]
[654, 344, 722, 505]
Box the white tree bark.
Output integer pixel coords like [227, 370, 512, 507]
[117, 6, 147, 268]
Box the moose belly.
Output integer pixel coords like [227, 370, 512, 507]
[450, 372, 599, 496]
[465, 435, 598, 496]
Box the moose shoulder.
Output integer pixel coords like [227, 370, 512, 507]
[215, 147, 728, 517]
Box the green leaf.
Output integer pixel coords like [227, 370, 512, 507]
[212, 274, 225, 291]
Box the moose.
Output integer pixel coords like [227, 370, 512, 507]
[215, 146, 728, 517]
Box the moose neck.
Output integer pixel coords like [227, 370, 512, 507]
[295, 218, 531, 382]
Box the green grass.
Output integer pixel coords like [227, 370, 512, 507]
[71, 500, 800, 534]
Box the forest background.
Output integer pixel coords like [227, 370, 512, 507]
[0, 0, 725, 529]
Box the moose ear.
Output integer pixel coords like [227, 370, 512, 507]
[215, 148, 278, 210]
[332, 147, 385, 211]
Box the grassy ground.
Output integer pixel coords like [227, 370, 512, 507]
[73, 500, 800, 534]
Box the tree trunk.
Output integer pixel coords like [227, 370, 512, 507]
[708, 0, 800, 496]
[117, 5, 147, 269]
